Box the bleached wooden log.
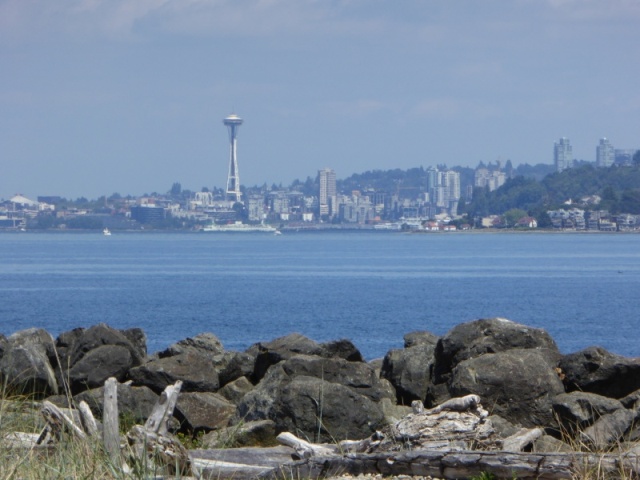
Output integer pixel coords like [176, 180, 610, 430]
[144, 380, 182, 435]
[502, 427, 543, 452]
[267, 449, 640, 480]
[103, 377, 120, 466]
[41, 400, 86, 440]
[77, 400, 98, 437]
[427, 394, 482, 414]
[276, 432, 335, 459]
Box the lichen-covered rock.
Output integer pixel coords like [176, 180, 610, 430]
[558, 346, 640, 399]
[449, 348, 565, 428]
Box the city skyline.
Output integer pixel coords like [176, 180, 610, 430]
[1, 0, 639, 200]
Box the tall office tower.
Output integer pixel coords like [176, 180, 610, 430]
[318, 168, 336, 216]
[596, 138, 614, 168]
[554, 137, 572, 172]
[223, 113, 243, 203]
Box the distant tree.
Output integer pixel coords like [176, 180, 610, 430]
[170, 182, 182, 196]
[201, 187, 209, 193]
[634, 150, 640, 166]
[504, 208, 528, 227]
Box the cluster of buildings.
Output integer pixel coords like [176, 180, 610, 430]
[554, 137, 637, 172]
[2, 115, 639, 231]
[547, 208, 640, 232]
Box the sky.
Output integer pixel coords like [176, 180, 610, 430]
[1, 0, 639, 200]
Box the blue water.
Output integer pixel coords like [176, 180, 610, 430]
[1, 231, 639, 360]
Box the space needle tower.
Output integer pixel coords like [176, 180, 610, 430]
[223, 113, 243, 203]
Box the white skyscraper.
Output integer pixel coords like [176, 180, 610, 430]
[596, 138, 614, 168]
[554, 137, 572, 172]
[318, 168, 336, 216]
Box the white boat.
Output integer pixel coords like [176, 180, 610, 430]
[103, 228, 112, 236]
[202, 221, 277, 233]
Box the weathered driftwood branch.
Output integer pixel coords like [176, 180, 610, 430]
[41, 400, 87, 440]
[144, 380, 183, 435]
[77, 400, 98, 437]
[276, 432, 336, 459]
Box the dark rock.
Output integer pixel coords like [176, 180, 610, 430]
[320, 339, 363, 362]
[425, 382, 451, 408]
[279, 354, 394, 403]
[272, 375, 386, 442]
[218, 376, 254, 405]
[122, 328, 147, 359]
[580, 409, 636, 449]
[434, 318, 560, 383]
[235, 354, 390, 442]
[449, 348, 565, 428]
[552, 392, 624, 434]
[159, 332, 224, 359]
[74, 383, 159, 425]
[217, 351, 256, 387]
[68, 345, 134, 393]
[404, 331, 439, 348]
[381, 342, 436, 405]
[67, 323, 144, 367]
[0, 334, 7, 359]
[249, 333, 324, 382]
[201, 420, 277, 448]
[175, 392, 236, 433]
[54, 328, 85, 370]
[558, 346, 640, 399]
[129, 351, 220, 393]
[0, 328, 58, 397]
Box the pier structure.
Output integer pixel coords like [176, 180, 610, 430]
[223, 113, 244, 203]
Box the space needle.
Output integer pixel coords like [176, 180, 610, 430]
[223, 113, 243, 203]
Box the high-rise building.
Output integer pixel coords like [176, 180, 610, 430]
[554, 137, 572, 172]
[596, 138, 614, 168]
[223, 113, 243, 203]
[318, 168, 336, 216]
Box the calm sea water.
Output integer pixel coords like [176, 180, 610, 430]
[1, 231, 639, 360]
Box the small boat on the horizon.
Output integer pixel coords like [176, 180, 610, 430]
[103, 228, 112, 236]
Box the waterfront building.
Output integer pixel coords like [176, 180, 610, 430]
[318, 168, 336, 217]
[223, 113, 243, 203]
[554, 137, 572, 172]
[596, 138, 614, 168]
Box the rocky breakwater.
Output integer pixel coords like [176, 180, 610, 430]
[2, 318, 640, 452]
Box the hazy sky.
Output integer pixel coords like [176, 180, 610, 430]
[2, 0, 639, 199]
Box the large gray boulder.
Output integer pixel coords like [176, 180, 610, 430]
[67, 323, 145, 367]
[249, 333, 325, 382]
[403, 331, 439, 348]
[129, 351, 220, 393]
[319, 339, 363, 362]
[552, 392, 624, 435]
[0, 328, 58, 397]
[68, 345, 134, 393]
[272, 375, 386, 442]
[175, 392, 236, 433]
[558, 346, 640, 399]
[449, 349, 565, 428]
[235, 354, 391, 442]
[381, 342, 436, 405]
[434, 318, 560, 383]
